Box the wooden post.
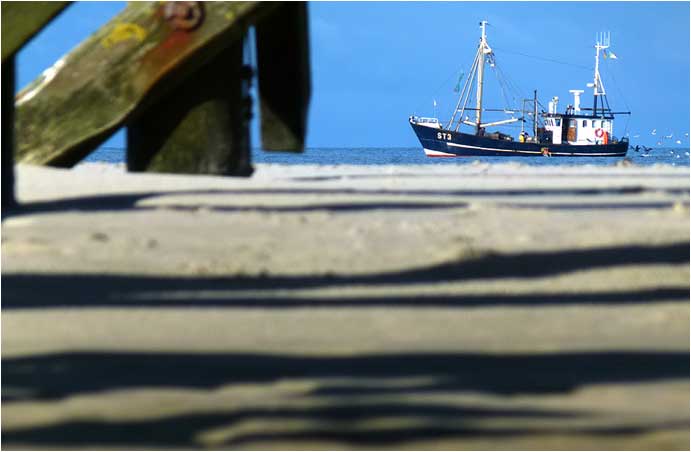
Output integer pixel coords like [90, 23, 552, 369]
[14, 2, 272, 168]
[255, 2, 310, 151]
[2, 57, 16, 212]
[11, 2, 311, 172]
[127, 41, 253, 176]
[2, 2, 70, 213]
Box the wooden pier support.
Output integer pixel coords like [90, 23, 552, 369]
[255, 2, 311, 151]
[127, 42, 253, 176]
[3, 1, 311, 212]
[1, 1, 70, 214]
[2, 57, 16, 211]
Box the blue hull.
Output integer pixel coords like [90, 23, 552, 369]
[410, 122, 628, 157]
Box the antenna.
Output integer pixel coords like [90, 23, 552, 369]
[592, 31, 611, 116]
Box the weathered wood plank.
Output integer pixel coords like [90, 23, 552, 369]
[255, 2, 311, 152]
[15, 1, 276, 167]
[127, 42, 253, 176]
[1, 2, 71, 62]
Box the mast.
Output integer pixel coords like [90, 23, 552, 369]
[533, 89, 538, 137]
[592, 32, 609, 117]
[450, 20, 518, 133]
[475, 20, 489, 134]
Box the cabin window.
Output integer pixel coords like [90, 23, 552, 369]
[556, 119, 561, 126]
[591, 120, 596, 127]
[600, 120, 604, 128]
[582, 120, 587, 127]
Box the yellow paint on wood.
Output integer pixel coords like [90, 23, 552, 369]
[101, 23, 148, 48]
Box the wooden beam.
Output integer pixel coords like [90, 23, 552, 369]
[1, 2, 71, 62]
[15, 2, 276, 167]
[255, 2, 311, 152]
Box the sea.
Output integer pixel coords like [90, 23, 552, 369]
[85, 146, 690, 167]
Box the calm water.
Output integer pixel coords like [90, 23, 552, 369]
[86, 146, 690, 167]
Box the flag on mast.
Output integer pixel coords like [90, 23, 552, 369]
[454, 72, 464, 93]
[603, 49, 618, 59]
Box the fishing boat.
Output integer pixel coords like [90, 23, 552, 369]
[409, 21, 630, 157]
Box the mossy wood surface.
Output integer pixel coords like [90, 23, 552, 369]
[127, 42, 253, 176]
[1, 2, 71, 62]
[15, 1, 275, 167]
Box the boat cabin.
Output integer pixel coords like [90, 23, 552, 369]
[542, 90, 615, 146]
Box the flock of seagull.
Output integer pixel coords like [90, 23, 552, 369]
[625, 130, 689, 155]
[623, 130, 689, 157]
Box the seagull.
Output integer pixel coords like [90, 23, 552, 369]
[651, 129, 657, 135]
[633, 134, 640, 138]
[665, 133, 673, 139]
[676, 139, 682, 145]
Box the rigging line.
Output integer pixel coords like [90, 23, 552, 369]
[449, 48, 478, 126]
[491, 64, 514, 111]
[494, 62, 526, 105]
[456, 58, 479, 132]
[495, 63, 524, 107]
[449, 45, 481, 129]
[604, 63, 631, 112]
[493, 46, 592, 71]
[456, 63, 478, 131]
[417, 61, 469, 117]
[507, 72, 527, 104]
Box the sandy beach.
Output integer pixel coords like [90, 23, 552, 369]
[2, 162, 689, 450]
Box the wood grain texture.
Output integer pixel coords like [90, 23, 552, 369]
[1, 2, 71, 62]
[15, 2, 275, 167]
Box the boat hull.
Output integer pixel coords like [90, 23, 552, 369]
[410, 122, 628, 157]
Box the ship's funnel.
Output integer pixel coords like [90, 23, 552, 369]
[569, 90, 585, 113]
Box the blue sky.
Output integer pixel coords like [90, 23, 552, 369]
[16, 1, 690, 149]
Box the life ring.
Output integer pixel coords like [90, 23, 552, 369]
[595, 128, 604, 138]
